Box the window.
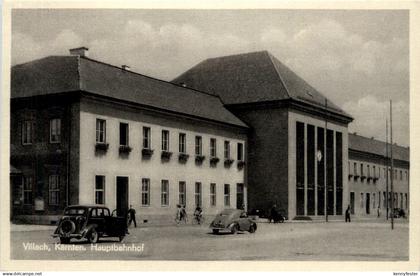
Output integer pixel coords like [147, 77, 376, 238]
[49, 175, 60, 205]
[354, 163, 357, 175]
[237, 183, 244, 209]
[195, 182, 202, 207]
[394, 169, 397, 180]
[195, 136, 202, 155]
[95, 175, 105, 204]
[23, 176, 33, 205]
[210, 183, 216, 206]
[141, 178, 150, 206]
[224, 141, 230, 159]
[405, 193, 408, 210]
[372, 193, 376, 209]
[50, 118, 61, 143]
[179, 181, 186, 206]
[383, 192, 386, 208]
[373, 166, 376, 178]
[378, 167, 381, 178]
[179, 133, 186, 153]
[367, 165, 370, 177]
[237, 143, 244, 161]
[143, 127, 151, 149]
[405, 171, 408, 181]
[400, 193, 403, 208]
[162, 130, 169, 151]
[119, 123, 129, 146]
[360, 164, 364, 176]
[360, 193, 364, 209]
[210, 138, 217, 157]
[224, 184, 231, 206]
[96, 119, 106, 143]
[383, 168, 386, 179]
[400, 170, 402, 180]
[378, 190, 381, 208]
[161, 180, 169, 206]
[22, 121, 33, 145]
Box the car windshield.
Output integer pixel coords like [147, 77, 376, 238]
[219, 209, 236, 216]
[64, 207, 86, 215]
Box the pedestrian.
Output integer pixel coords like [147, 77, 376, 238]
[175, 204, 182, 225]
[128, 205, 137, 228]
[181, 205, 188, 223]
[377, 206, 381, 218]
[345, 205, 351, 222]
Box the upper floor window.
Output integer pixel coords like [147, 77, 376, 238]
[360, 164, 364, 176]
[50, 118, 61, 143]
[237, 143, 244, 161]
[162, 130, 169, 151]
[195, 136, 202, 155]
[224, 141, 230, 159]
[367, 165, 370, 177]
[96, 119, 106, 143]
[22, 121, 34, 145]
[143, 127, 151, 149]
[48, 175, 60, 205]
[119, 123, 129, 146]
[400, 170, 403, 180]
[179, 133, 186, 153]
[405, 171, 408, 181]
[354, 163, 357, 175]
[210, 138, 217, 157]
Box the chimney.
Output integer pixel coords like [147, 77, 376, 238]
[69, 47, 89, 57]
[122, 65, 131, 71]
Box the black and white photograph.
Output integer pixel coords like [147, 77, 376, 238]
[1, 0, 420, 272]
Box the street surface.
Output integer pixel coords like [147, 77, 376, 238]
[11, 219, 408, 261]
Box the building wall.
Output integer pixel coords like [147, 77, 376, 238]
[78, 97, 247, 222]
[228, 106, 289, 217]
[348, 153, 409, 217]
[10, 95, 80, 222]
[288, 110, 349, 219]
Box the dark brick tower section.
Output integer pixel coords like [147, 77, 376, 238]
[10, 93, 80, 223]
[228, 104, 289, 217]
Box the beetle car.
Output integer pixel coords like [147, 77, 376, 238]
[52, 205, 128, 244]
[210, 209, 257, 234]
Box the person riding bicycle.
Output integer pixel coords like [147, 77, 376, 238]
[193, 206, 203, 224]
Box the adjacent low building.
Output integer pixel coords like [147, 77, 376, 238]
[10, 47, 248, 224]
[348, 134, 409, 217]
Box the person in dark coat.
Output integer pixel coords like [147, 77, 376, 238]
[345, 205, 351, 222]
[128, 205, 137, 228]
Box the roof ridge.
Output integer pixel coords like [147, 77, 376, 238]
[79, 56, 221, 99]
[265, 51, 292, 99]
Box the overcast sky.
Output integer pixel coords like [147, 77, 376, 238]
[11, 9, 409, 146]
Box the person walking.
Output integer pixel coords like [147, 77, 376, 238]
[175, 204, 182, 225]
[345, 205, 351, 222]
[128, 205, 137, 228]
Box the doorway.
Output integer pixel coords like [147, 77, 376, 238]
[116, 176, 129, 217]
[366, 193, 370, 214]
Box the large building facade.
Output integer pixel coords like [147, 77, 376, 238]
[10, 48, 410, 223]
[10, 48, 248, 224]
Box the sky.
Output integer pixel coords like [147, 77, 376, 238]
[11, 9, 409, 146]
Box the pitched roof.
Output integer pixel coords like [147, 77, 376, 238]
[11, 56, 247, 128]
[173, 51, 352, 119]
[348, 133, 409, 162]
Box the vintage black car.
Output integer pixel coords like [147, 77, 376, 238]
[52, 205, 128, 244]
[210, 209, 257, 234]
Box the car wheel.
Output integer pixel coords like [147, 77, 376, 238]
[60, 237, 70, 244]
[230, 224, 239, 234]
[212, 229, 219, 234]
[88, 229, 99, 244]
[249, 224, 256, 233]
[119, 236, 125, 242]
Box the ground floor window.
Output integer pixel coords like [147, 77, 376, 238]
[236, 183, 244, 209]
[210, 183, 216, 206]
[350, 192, 355, 214]
[141, 178, 150, 206]
[405, 193, 408, 210]
[49, 175, 60, 205]
[195, 182, 202, 207]
[179, 181, 186, 206]
[95, 175, 105, 204]
[161, 180, 169, 206]
[360, 193, 364, 209]
[23, 176, 33, 205]
[224, 184, 230, 206]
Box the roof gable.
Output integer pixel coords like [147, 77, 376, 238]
[173, 51, 351, 118]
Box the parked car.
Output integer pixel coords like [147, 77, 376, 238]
[52, 205, 128, 244]
[393, 208, 406, 218]
[210, 209, 257, 234]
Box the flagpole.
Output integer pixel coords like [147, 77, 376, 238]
[325, 99, 328, 222]
[386, 119, 389, 220]
[390, 100, 394, 230]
